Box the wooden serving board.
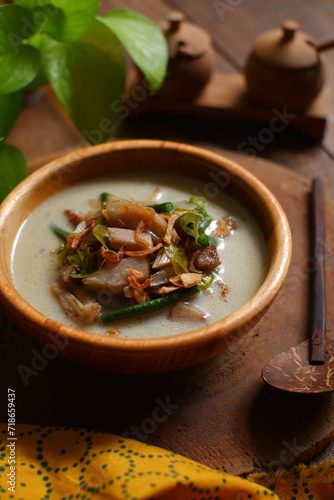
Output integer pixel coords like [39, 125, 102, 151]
[127, 72, 333, 141]
[0, 148, 333, 476]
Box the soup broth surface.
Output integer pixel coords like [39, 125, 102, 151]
[11, 172, 268, 338]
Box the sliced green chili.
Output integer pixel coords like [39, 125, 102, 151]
[164, 243, 188, 274]
[92, 223, 110, 249]
[200, 274, 214, 288]
[148, 201, 174, 213]
[67, 242, 102, 276]
[100, 285, 200, 324]
[178, 211, 202, 240]
[189, 196, 212, 233]
[50, 224, 70, 240]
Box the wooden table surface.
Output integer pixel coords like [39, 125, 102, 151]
[3, 0, 334, 475]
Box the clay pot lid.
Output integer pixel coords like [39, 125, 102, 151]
[162, 10, 212, 59]
[251, 20, 319, 69]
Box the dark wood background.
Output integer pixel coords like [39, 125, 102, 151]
[2, 0, 334, 475]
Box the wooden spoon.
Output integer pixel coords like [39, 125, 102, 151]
[263, 178, 334, 393]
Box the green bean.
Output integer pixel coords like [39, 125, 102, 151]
[196, 234, 210, 246]
[100, 192, 110, 205]
[148, 201, 174, 213]
[100, 285, 200, 324]
[50, 224, 70, 240]
[197, 234, 218, 247]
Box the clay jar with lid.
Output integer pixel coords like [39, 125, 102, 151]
[244, 20, 327, 112]
[156, 11, 215, 101]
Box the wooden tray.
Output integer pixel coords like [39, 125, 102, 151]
[0, 148, 333, 476]
[127, 72, 333, 141]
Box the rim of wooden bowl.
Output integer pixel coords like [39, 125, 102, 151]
[0, 139, 292, 355]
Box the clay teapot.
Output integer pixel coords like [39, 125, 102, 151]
[156, 11, 215, 101]
[244, 20, 334, 111]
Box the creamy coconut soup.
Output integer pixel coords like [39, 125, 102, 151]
[11, 172, 268, 338]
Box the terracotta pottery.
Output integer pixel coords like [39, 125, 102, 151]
[244, 20, 334, 111]
[156, 11, 215, 101]
[0, 140, 292, 374]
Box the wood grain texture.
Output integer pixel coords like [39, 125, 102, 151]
[0, 141, 292, 375]
[0, 150, 333, 475]
[126, 71, 331, 140]
[262, 340, 334, 393]
[260, 178, 333, 393]
[6, 0, 334, 191]
[310, 178, 326, 364]
[2, 0, 334, 474]
[160, 0, 334, 165]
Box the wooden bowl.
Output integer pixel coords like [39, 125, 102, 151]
[0, 140, 292, 374]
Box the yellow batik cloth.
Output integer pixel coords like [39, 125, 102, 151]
[0, 423, 333, 500]
[248, 463, 334, 500]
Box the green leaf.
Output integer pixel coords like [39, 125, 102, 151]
[14, 0, 61, 33]
[26, 33, 48, 88]
[46, 0, 100, 43]
[100, 8, 168, 93]
[0, 43, 40, 93]
[41, 20, 126, 144]
[15, 0, 49, 5]
[0, 4, 39, 56]
[16, 0, 100, 43]
[59, 242, 104, 278]
[0, 143, 27, 203]
[0, 91, 23, 138]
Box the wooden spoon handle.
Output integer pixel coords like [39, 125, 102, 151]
[310, 178, 326, 364]
[316, 39, 334, 53]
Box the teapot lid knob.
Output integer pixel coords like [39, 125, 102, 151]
[248, 19, 319, 69]
[282, 20, 299, 41]
[168, 11, 185, 32]
[163, 10, 212, 59]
